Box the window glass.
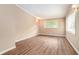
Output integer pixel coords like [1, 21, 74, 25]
[66, 11, 75, 34]
[44, 20, 58, 28]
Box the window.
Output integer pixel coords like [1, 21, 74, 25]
[44, 20, 58, 28]
[66, 11, 75, 34]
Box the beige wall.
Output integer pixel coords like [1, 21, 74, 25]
[0, 5, 16, 53]
[0, 5, 37, 53]
[15, 6, 38, 41]
[38, 19, 65, 36]
[66, 6, 79, 54]
[76, 10, 79, 52]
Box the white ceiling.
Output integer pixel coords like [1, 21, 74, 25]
[18, 4, 71, 19]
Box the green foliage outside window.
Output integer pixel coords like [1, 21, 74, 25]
[44, 20, 58, 28]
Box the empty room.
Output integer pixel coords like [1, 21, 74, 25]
[0, 4, 79, 55]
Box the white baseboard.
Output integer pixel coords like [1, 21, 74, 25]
[16, 25, 38, 42]
[39, 33, 65, 37]
[0, 46, 16, 55]
[66, 37, 79, 55]
[16, 33, 38, 42]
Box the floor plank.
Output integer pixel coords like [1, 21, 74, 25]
[3, 35, 77, 55]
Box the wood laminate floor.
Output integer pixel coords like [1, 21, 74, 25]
[3, 35, 77, 55]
